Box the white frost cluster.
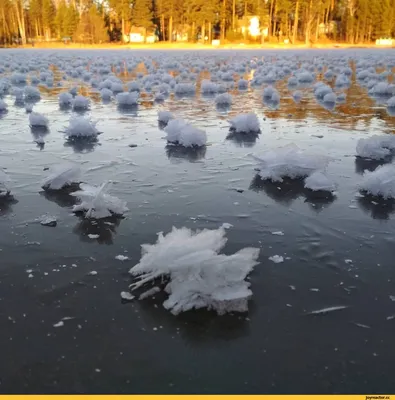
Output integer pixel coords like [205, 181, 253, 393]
[201, 80, 218, 94]
[116, 92, 139, 106]
[24, 86, 41, 101]
[158, 110, 174, 124]
[59, 92, 73, 107]
[174, 83, 195, 95]
[304, 171, 337, 192]
[0, 169, 11, 197]
[0, 99, 7, 111]
[72, 95, 90, 111]
[100, 88, 113, 100]
[29, 112, 49, 127]
[128, 224, 260, 315]
[215, 93, 232, 106]
[359, 165, 395, 199]
[388, 96, 395, 108]
[41, 164, 81, 190]
[229, 113, 260, 133]
[356, 134, 395, 160]
[72, 182, 128, 219]
[65, 117, 99, 140]
[164, 119, 207, 147]
[252, 144, 331, 182]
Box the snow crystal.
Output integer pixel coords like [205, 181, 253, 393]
[356, 134, 395, 160]
[29, 112, 49, 127]
[139, 286, 161, 300]
[252, 144, 331, 182]
[100, 88, 113, 100]
[59, 92, 73, 107]
[116, 92, 139, 106]
[323, 92, 336, 104]
[0, 99, 7, 111]
[307, 306, 348, 315]
[65, 117, 99, 141]
[237, 79, 248, 90]
[115, 255, 129, 261]
[229, 113, 260, 133]
[359, 165, 395, 199]
[0, 169, 11, 198]
[72, 95, 90, 111]
[158, 111, 174, 124]
[215, 93, 232, 107]
[388, 96, 395, 108]
[24, 86, 41, 101]
[269, 255, 284, 263]
[41, 164, 81, 190]
[129, 225, 260, 315]
[201, 80, 218, 94]
[164, 119, 207, 147]
[120, 291, 135, 301]
[174, 83, 195, 96]
[72, 181, 128, 219]
[292, 91, 302, 102]
[304, 171, 337, 192]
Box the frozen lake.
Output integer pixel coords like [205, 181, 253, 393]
[0, 48, 395, 393]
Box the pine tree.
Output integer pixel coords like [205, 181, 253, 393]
[42, 0, 55, 39]
[131, 0, 153, 29]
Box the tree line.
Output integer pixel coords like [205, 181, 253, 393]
[1, 0, 395, 45]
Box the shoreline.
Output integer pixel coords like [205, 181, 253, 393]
[4, 42, 395, 50]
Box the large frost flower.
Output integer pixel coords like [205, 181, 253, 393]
[72, 181, 128, 219]
[129, 224, 260, 315]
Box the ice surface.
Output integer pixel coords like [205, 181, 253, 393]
[304, 171, 337, 192]
[29, 112, 49, 127]
[359, 165, 395, 199]
[65, 117, 99, 140]
[72, 182, 128, 219]
[356, 134, 395, 160]
[41, 164, 81, 190]
[116, 91, 139, 106]
[252, 144, 331, 182]
[229, 113, 260, 133]
[164, 119, 207, 147]
[129, 225, 260, 315]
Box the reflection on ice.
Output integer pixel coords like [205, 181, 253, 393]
[73, 216, 122, 245]
[226, 131, 259, 147]
[354, 157, 391, 175]
[165, 144, 206, 162]
[249, 174, 336, 211]
[357, 194, 395, 220]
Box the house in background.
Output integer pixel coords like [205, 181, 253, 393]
[129, 27, 157, 43]
[237, 16, 269, 39]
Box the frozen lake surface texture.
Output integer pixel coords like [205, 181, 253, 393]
[0, 48, 395, 393]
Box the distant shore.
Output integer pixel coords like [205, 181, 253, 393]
[8, 41, 395, 50]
